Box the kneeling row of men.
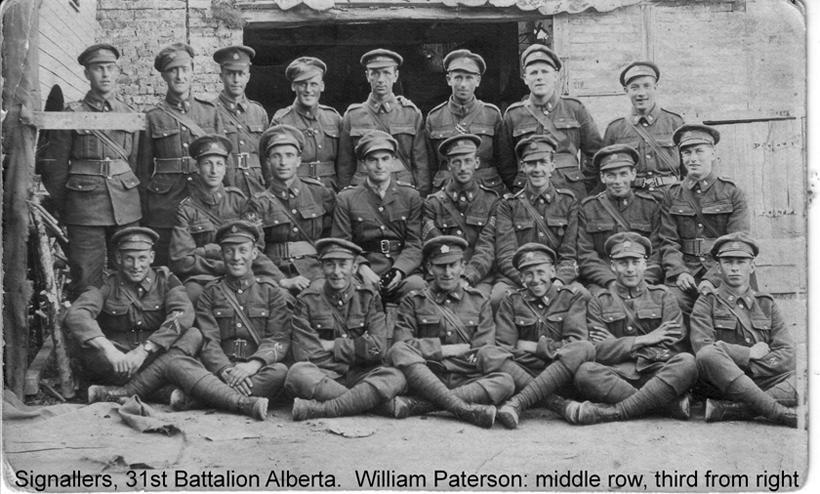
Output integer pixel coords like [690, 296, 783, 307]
[65, 221, 797, 429]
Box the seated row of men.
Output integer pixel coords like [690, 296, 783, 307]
[42, 41, 724, 314]
[66, 223, 798, 429]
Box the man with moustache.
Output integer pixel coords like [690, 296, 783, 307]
[39, 44, 142, 298]
[271, 57, 342, 190]
[661, 124, 750, 314]
[425, 49, 505, 194]
[386, 236, 514, 428]
[498, 45, 602, 197]
[601, 62, 684, 197]
[690, 233, 797, 427]
[169, 134, 282, 301]
[286, 238, 406, 420]
[332, 129, 426, 303]
[577, 144, 677, 290]
[243, 125, 335, 294]
[139, 42, 222, 267]
[494, 135, 579, 305]
[477, 244, 595, 428]
[212, 45, 269, 197]
[81, 222, 283, 420]
[337, 49, 430, 196]
[422, 134, 499, 298]
[566, 232, 696, 424]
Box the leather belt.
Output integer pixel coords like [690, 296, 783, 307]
[69, 158, 131, 177]
[633, 175, 678, 189]
[265, 240, 317, 260]
[362, 239, 403, 255]
[681, 237, 716, 256]
[153, 157, 195, 175]
[297, 161, 336, 178]
[233, 152, 260, 170]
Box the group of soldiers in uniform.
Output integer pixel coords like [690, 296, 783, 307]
[39, 39, 799, 429]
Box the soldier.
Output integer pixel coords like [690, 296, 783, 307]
[78, 225, 273, 420]
[169, 134, 282, 301]
[477, 244, 595, 428]
[332, 129, 426, 303]
[601, 62, 684, 197]
[494, 135, 579, 306]
[337, 49, 430, 196]
[212, 45, 269, 197]
[422, 134, 499, 297]
[577, 144, 680, 289]
[286, 238, 406, 420]
[386, 236, 514, 428]
[498, 45, 602, 198]
[566, 232, 696, 424]
[425, 49, 505, 194]
[690, 233, 797, 427]
[64, 227, 193, 392]
[193, 220, 292, 404]
[139, 42, 222, 267]
[661, 124, 750, 313]
[243, 124, 335, 294]
[271, 57, 342, 190]
[39, 44, 141, 298]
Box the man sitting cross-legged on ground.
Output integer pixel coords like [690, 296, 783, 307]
[286, 238, 406, 420]
[690, 232, 798, 427]
[75, 227, 269, 419]
[476, 243, 595, 428]
[386, 235, 514, 428]
[566, 232, 697, 424]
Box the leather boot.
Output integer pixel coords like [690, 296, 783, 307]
[388, 396, 437, 418]
[87, 385, 130, 404]
[564, 400, 622, 425]
[238, 396, 269, 421]
[169, 388, 203, 411]
[704, 399, 755, 422]
[664, 393, 691, 420]
[292, 398, 323, 421]
[496, 396, 522, 429]
[295, 383, 383, 419]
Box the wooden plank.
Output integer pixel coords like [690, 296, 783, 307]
[33, 111, 148, 131]
[24, 338, 54, 396]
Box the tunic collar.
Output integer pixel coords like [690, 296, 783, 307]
[684, 172, 718, 192]
[527, 92, 560, 113]
[522, 283, 558, 306]
[225, 271, 257, 292]
[430, 284, 464, 303]
[269, 178, 302, 199]
[630, 103, 662, 126]
[447, 96, 479, 118]
[613, 280, 648, 299]
[219, 91, 248, 113]
[293, 99, 319, 119]
[365, 177, 392, 198]
[190, 178, 225, 206]
[83, 91, 115, 112]
[165, 92, 191, 112]
[525, 183, 555, 204]
[716, 283, 756, 308]
[444, 179, 479, 202]
[367, 93, 398, 114]
[117, 271, 154, 294]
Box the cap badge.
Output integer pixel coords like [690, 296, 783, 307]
[623, 241, 631, 249]
[440, 245, 450, 254]
[232, 51, 240, 60]
[231, 225, 238, 233]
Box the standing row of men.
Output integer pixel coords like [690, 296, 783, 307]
[44, 40, 798, 429]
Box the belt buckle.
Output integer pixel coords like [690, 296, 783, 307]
[379, 239, 391, 254]
[236, 153, 250, 170]
[633, 177, 646, 188]
[307, 161, 319, 178]
[129, 329, 142, 347]
[231, 338, 248, 360]
[183, 157, 196, 174]
[101, 157, 112, 177]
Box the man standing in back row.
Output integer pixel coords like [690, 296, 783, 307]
[499, 45, 602, 197]
[212, 45, 269, 197]
[337, 49, 430, 196]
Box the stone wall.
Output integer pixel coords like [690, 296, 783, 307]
[96, 0, 242, 110]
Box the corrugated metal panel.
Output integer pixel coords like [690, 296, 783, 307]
[257, 0, 640, 15]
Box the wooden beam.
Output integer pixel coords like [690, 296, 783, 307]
[2, 0, 43, 398]
[33, 111, 147, 131]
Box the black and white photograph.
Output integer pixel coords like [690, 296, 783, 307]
[0, 0, 809, 491]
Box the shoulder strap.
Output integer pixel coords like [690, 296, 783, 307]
[216, 282, 261, 346]
[518, 194, 560, 247]
[680, 186, 722, 238]
[626, 119, 678, 171]
[264, 193, 317, 247]
[158, 102, 208, 137]
[421, 290, 471, 344]
[185, 198, 225, 226]
[521, 102, 570, 151]
[437, 194, 470, 234]
[596, 195, 631, 231]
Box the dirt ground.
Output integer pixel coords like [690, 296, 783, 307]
[1, 396, 808, 492]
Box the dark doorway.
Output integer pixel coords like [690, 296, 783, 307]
[244, 21, 528, 118]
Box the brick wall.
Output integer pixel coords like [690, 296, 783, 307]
[96, 0, 242, 110]
[38, 0, 100, 105]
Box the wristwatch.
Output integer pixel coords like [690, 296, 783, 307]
[142, 341, 158, 354]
